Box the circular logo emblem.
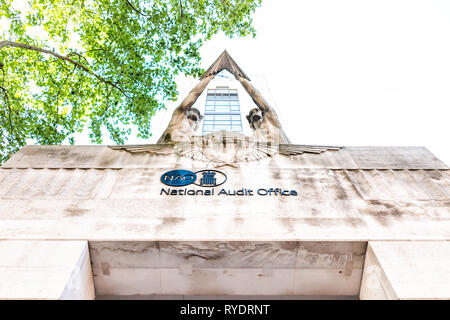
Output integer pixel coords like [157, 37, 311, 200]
[160, 170, 197, 187]
[193, 170, 227, 187]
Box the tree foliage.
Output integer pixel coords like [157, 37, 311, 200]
[0, 0, 261, 163]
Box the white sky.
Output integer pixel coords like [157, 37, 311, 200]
[192, 0, 450, 165]
[149, 0, 450, 165]
[12, 0, 450, 165]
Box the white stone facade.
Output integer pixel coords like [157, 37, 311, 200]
[0, 144, 449, 299]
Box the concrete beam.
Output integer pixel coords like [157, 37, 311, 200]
[360, 241, 450, 299]
[90, 241, 365, 297]
[0, 240, 95, 300]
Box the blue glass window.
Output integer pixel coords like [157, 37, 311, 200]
[202, 86, 243, 135]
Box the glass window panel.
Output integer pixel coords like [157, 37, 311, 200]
[215, 125, 231, 130]
[215, 101, 230, 106]
[216, 107, 231, 112]
[215, 115, 230, 121]
[202, 86, 243, 134]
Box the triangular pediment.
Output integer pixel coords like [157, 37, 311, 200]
[200, 50, 250, 80]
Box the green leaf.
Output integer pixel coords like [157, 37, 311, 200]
[0, 0, 262, 163]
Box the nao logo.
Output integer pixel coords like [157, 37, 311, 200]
[194, 170, 227, 187]
[160, 170, 197, 187]
[160, 169, 227, 187]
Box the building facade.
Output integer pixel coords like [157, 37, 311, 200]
[0, 52, 449, 300]
[202, 85, 242, 135]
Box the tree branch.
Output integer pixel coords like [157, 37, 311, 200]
[0, 40, 130, 98]
[179, 0, 184, 18]
[123, 0, 151, 17]
[0, 85, 13, 135]
[0, 67, 5, 86]
[55, 65, 76, 123]
[67, 51, 91, 66]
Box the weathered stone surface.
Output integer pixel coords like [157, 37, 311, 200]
[0, 241, 94, 300]
[2, 145, 447, 169]
[360, 241, 450, 300]
[89, 241, 366, 269]
[90, 241, 364, 296]
[1, 145, 449, 298]
[0, 165, 448, 241]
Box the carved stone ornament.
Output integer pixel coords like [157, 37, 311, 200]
[110, 130, 341, 166]
[109, 50, 342, 164]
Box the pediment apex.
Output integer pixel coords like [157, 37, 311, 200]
[200, 50, 250, 80]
